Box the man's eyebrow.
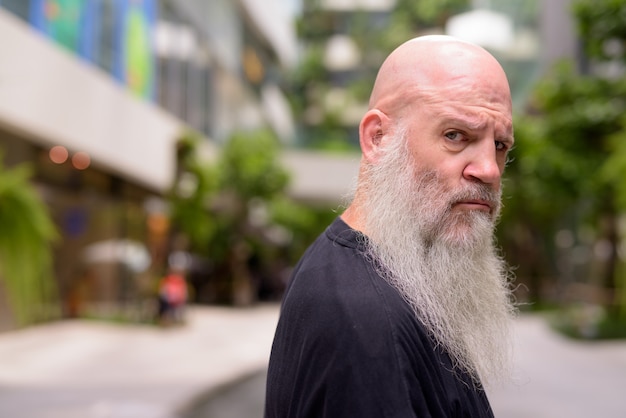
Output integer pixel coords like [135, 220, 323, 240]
[438, 114, 514, 139]
[438, 115, 488, 131]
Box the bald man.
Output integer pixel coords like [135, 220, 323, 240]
[265, 36, 516, 417]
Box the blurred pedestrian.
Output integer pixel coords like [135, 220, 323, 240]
[266, 35, 517, 417]
[157, 267, 188, 325]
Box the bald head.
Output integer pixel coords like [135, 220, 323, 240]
[344, 35, 514, 234]
[369, 35, 511, 119]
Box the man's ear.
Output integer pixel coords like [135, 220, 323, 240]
[359, 109, 391, 164]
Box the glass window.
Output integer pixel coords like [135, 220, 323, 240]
[95, 0, 116, 73]
[1, 0, 30, 21]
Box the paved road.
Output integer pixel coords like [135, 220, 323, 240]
[182, 371, 267, 418]
[0, 305, 280, 418]
[488, 315, 626, 418]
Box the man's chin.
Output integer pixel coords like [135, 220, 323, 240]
[437, 212, 494, 247]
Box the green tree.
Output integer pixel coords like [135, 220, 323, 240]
[575, 0, 626, 323]
[169, 130, 330, 305]
[0, 152, 58, 326]
[502, 0, 626, 328]
[211, 129, 290, 304]
[169, 132, 220, 256]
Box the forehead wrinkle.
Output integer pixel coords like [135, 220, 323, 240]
[440, 113, 490, 132]
[414, 97, 513, 135]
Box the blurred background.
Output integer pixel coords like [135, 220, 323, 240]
[0, 0, 625, 342]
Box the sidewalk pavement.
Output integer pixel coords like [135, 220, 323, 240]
[0, 305, 625, 418]
[0, 303, 281, 418]
[488, 314, 626, 418]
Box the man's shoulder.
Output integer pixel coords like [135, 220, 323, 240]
[280, 226, 419, 342]
[285, 224, 398, 310]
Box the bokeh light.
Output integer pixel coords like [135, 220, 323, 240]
[71, 151, 91, 170]
[49, 145, 68, 164]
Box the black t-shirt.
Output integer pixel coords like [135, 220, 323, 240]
[265, 217, 494, 418]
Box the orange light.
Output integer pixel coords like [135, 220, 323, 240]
[243, 47, 264, 84]
[49, 145, 68, 164]
[71, 151, 91, 170]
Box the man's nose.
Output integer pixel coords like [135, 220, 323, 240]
[462, 140, 502, 186]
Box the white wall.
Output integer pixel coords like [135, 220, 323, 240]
[282, 150, 359, 205]
[0, 9, 183, 192]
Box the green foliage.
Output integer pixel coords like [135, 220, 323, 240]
[527, 62, 626, 210]
[219, 130, 289, 199]
[616, 258, 626, 321]
[502, 115, 563, 224]
[0, 152, 58, 325]
[268, 196, 339, 263]
[502, 0, 626, 321]
[213, 129, 290, 266]
[168, 129, 334, 304]
[287, 45, 326, 114]
[169, 132, 219, 254]
[570, 0, 626, 220]
[392, 0, 468, 28]
[500, 60, 626, 242]
[551, 304, 626, 340]
[574, 0, 626, 61]
[603, 125, 626, 209]
[504, 64, 626, 304]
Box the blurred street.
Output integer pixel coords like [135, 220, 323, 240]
[182, 370, 267, 418]
[0, 304, 280, 418]
[489, 314, 626, 418]
[0, 305, 625, 418]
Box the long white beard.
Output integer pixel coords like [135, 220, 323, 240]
[355, 130, 516, 386]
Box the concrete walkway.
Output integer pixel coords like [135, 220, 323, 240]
[0, 305, 624, 418]
[488, 314, 626, 418]
[0, 304, 280, 418]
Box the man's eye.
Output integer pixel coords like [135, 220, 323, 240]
[444, 131, 463, 141]
[495, 140, 507, 151]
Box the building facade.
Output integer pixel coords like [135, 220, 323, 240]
[0, 0, 327, 326]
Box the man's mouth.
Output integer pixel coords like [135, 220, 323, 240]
[453, 200, 493, 213]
